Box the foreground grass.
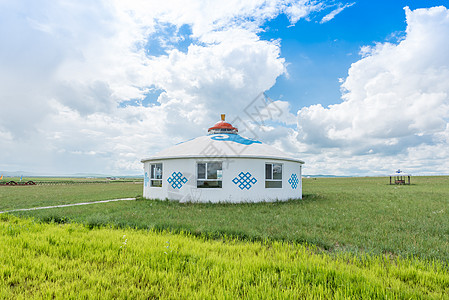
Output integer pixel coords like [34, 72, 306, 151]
[13, 176, 449, 263]
[0, 181, 142, 211]
[1, 215, 448, 299]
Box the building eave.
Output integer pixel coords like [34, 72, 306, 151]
[141, 155, 304, 164]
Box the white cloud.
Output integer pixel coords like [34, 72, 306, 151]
[0, 0, 324, 175]
[320, 2, 354, 24]
[6, 1, 447, 177]
[298, 6, 449, 175]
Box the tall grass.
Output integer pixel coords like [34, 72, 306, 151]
[1, 215, 448, 299]
[13, 176, 449, 262]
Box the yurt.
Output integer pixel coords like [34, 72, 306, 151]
[141, 115, 304, 203]
[389, 170, 411, 185]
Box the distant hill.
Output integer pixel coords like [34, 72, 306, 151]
[303, 174, 350, 178]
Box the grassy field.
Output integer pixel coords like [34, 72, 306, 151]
[1, 214, 448, 299]
[10, 176, 449, 263]
[0, 180, 142, 211]
[2, 176, 449, 297]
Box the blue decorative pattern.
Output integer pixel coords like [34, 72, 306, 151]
[232, 172, 257, 190]
[167, 172, 188, 189]
[288, 173, 299, 189]
[144, 172, 149, 187]
[211, 134, 262, 145]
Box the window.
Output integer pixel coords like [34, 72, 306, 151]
[150, 163, 162, 187]
[197, 162, 222, 188]
[265, 163, 282, 188]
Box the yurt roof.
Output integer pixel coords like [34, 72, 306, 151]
[142, 114, 304, 164]
[141, 134, 304, 163]
[208, 121, 238, 132]
[389, 171, 411, 176]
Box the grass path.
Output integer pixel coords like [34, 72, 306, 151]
[0, 197, 136, 214]
[0, 182, 142, 211]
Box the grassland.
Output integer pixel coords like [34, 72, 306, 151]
[0, 180, 142, 211]
[2, 176, 449, 297]
[11, 176, 449, 262]
[1, 214, 448, 299]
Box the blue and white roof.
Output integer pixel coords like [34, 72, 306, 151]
[389, 170, 411, 176]
[141, 115, 304, 164]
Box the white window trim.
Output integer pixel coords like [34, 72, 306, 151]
[265, 162, 283, 188]
[197, 161, 223, 188]
[150, 163, 163, 187]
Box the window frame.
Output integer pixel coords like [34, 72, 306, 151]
[150, 163, 163, 187]
[197, 161, 223, 189]
[265, 162, 282, 188]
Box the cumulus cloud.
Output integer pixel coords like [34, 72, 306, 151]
[0, 0, 326, 175]
[297, 6, 449, 175]
[5, 0, 447, 177]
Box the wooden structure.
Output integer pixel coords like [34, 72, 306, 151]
[389, 170, 411, 185]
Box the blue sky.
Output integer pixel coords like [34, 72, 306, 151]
[264, 0, 448, 109]
[1, 0, 449, 176]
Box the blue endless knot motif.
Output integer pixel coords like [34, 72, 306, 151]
[288, 173, 299, 189]
[232, 172, 257, 190]
[144, 172, 149, 187]
[167, 172, 188, 189]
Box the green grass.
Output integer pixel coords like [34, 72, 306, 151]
[0, 181, 142, 211]
[1, 177, 143, 183]
[2, 176, 449, 297]
[1, 215, 448, 299]
[9, 176, 449, 263]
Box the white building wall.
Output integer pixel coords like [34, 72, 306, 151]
[143, 157, 303, 203]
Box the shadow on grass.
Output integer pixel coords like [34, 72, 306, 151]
[142, 194, 326, 207]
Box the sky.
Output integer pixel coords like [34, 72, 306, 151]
[1, 0, 449, 176]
